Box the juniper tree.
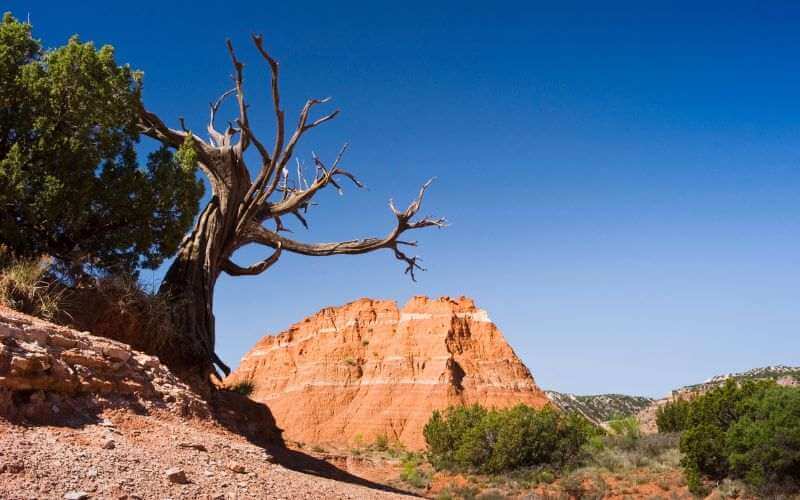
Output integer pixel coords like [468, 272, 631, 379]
[0, 13, 203, 278]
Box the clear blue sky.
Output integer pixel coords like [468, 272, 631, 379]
[15, 1, 800, 397]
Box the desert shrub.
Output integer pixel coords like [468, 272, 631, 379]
[437, 485, 480, 500]
[560, 474, 585, 498]
[400, 452, 430, 488]
[424, 404, 598, 474]
[606, 416, 641, 450]
[656, 398, 692, 433]
[71, 275, 174, 344]
[502, 466, 559, 490]
[678, 380, 800, 494]
[637, 431, 680, 459]
[716, 478, 747, 499]
[0, 253, 67, 320]
[373, 433, 389, 451]
[586, 429, 680, 475]
[227, 381, 254, 396]
[724, 383, 800, 490]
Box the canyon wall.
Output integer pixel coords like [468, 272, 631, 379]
[226, 296, 549, 449]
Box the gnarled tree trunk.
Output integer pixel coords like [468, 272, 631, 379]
[156, 199, 229, 377]
[139, 36, 444, 382]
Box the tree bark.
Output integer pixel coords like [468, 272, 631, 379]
[156, 199, 230, 379]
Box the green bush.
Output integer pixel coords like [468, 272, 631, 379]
[400, 452, 430, 489]
[677, 380, 800, 494]
[606, 416, 641, 450]
[373, 433, 389, 452]
[227, 381, 255, 396]
[423, 404, 598, 474]
[655, 398, 692, 433]
[725, 383, 800, 490]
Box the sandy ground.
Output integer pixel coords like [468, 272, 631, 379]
[0, 408, 417, 500]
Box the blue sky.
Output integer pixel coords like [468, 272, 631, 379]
[14, 1, 800, 397]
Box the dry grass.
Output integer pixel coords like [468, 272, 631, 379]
[0, 248, 181, 369]
[66, 274, 177, 357]
[0, 250, 68, 320]
[226, 380, 255, 396]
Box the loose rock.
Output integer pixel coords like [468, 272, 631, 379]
[228, 462, 246, 474]
[165, 467, 188, 484]
[63, 492, 90, 500]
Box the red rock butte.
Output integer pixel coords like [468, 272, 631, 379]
[226, 296, 549, 449]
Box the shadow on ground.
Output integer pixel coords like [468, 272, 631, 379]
[0, 388, 147, 427]
[210, 390, 418, 497]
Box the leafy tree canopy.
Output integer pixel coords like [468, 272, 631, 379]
[0, 12, 202, 278]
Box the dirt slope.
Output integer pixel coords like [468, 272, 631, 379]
[0, 306, 413, 499]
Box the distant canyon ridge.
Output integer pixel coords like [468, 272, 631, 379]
[225, 296, 550, 449]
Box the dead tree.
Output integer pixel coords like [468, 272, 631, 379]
[138, 35, 444, 380]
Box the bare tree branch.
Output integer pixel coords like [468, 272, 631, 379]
[208, 88, 236, 146]
[264, 144, 364, 218]
[221, 243, 282, 276]
[242, 179, 445, 280]
[137, 105, 219, 180]
[138, 107, 190, 149]
[250, 34, 284, 192]
[225, 39, 252, 153]
[273, 97, 339, 189]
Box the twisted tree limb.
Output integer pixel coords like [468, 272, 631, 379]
[242, 179, 445, 280]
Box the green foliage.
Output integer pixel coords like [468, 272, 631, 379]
[423, 404, 598, 474]
[227, 381, 255, 396]
[656, 398, 692, 433]
[0, 13, 202, 277]
[676, 380, 800, 494]
[400, 452, 430, 489]
[725, 383, 800, 490]
[373, 433, 389, 452]
[606, 416, 641, 451]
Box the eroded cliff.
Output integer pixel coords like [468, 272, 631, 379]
[227, 296, 549, 449]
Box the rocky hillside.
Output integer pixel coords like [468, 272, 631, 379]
[0, 305, 208, 421]
[637, 365, 800, 434]
[0, 306, 413, 499]
[226, 296, 550, 449]
[679, 365, 799, 394]
[545, 391, 654, 423]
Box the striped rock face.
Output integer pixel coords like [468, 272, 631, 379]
[226, 296, 548, 449]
